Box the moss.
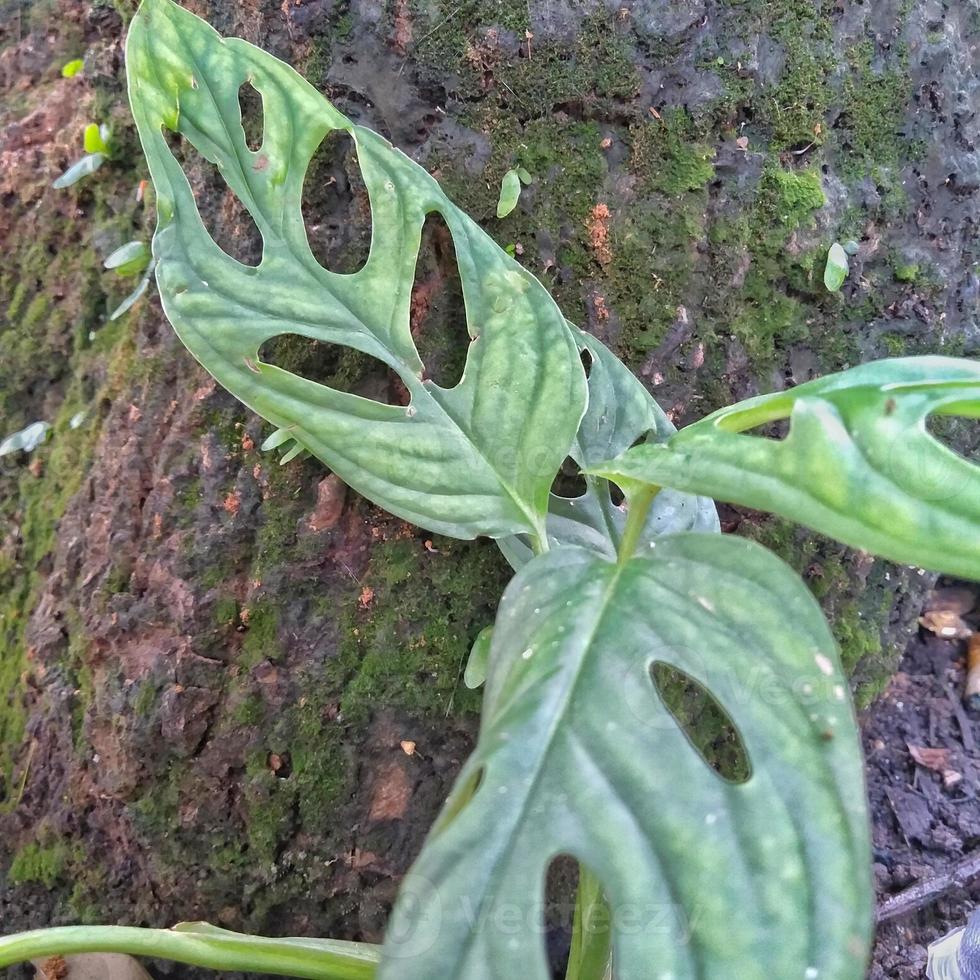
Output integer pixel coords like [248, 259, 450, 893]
[133, 681, 158, 719]
[759, 165, 826, 230]
[630, 109, 716, 196]
[760, 38, 832, 150]
[8, 840, 73, 888]
[241, 599, 282, 666]
[331, 536, 508, 724]
[838, 40, 912, 178]
[893, 262, 920, 283]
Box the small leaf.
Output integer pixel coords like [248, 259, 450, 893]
[379, 537, 872, 979]
[61, 58, 85, 78]
[109, 266, 154, 320]
[824, 242, 849, 292]
[52, 153, 105, 189]
[516, 166, 533, 185]
[105, 241, 151, 275]
[84, 122, 110, 155]
[463, 626, 492, 689]
[0, 421, 51, 457]
[496, 168, 522, 218]
[590, 357, 980, 580]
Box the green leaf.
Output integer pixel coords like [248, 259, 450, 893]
[590, 356, 980, 580]
[0, 922, 378, 978]
[824, 242, 849, 292]
[497, 330, 717, 568]
[84, 122, 110, 155]
[379, 537, 871, 979]
[105, 240, 151, 275]
[463, 625, 492, 689]
[0, 421, 50, 457]
[126, 0, 586, 542]
[52, 153, 105, 189]
[496, 169, 522, 218]
[62, 58, 85, 78]
[109, 269, 153, 320]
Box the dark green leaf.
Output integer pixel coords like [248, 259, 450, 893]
[126, 0, 586, 542]
[591, 357, 980, 580]
[380, 537, 871, 979]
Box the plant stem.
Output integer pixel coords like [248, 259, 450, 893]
[0, 925, 378, 979]
[565, 866, 612, 980]
[616, 484, 660, 564]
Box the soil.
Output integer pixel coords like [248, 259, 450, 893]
[0, 0, 978, 978]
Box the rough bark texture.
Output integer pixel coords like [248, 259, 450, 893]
[0, 0, 977, 976]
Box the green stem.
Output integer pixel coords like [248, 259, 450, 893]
[0, 925, 378, 979]
[565, 866, 612, 980]
[616, 484, 660, 564]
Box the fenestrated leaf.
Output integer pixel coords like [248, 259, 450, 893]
[126, 0, 586, 542]
[591, 356, 980, 580]
[379, 535, 872, 980]
[498, 331, 717, 568]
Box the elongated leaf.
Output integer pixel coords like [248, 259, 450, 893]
[105, 240, 151, 273]
[591, 356, 980, 580]
[380, 536, 871, 979]
[126, 0, 586, 541]
[52, 153, 105, 189]
[0, 922, 378, 978]
[498, 330, 717, 568]
[496, 169, 521, 218]
[824, 242, 849, 292]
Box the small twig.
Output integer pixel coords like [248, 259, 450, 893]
[877, 850, 980, 924]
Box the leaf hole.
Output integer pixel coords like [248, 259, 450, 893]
[651, 662, 751, 784]
[165, 130, 263, 267]
[258, 334, 393, 402]
[543, 857, 611, 978]
[302, 131, 371, 274]
[238, 81, 264, 152]
[550, 457, 588, 499]
[736, 417, 791, 440]
[580, 346, 593, 379]
[412, 212, 469, 389]
[609, 482, 625, 506]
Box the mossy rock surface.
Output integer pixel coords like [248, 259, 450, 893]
[0, 0, 978, 972]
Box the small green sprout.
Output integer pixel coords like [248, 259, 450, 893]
[61, 58, 84, 78]
[104, 241, 154, 319]
[0, 421, 51, 458]
[496, 167, 533, 218]
[824, 241, 850, 292]
[53, 124, 112, 189]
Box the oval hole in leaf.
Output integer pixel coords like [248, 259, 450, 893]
[258, 334, 393, 402]
[544, 855, 579, 976]
[735, 417, 791, 441]
[301, 131, 371, 274]
[550, 457, 587, 499]
[238, 81, 264, 152]
[650, 662, 751, 784]
[411, 212, 468, 389]
[165, 130, 263, 268]
[579, 347, 593, 379]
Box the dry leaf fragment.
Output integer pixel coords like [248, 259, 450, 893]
[735, 135, 749, 150]
[919, 609, 973, 640]
[400, 740, 417, 756]
[908, 744, 962, 788]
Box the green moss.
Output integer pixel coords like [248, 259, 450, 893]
[332, 537, 509, 723]
[8, 840, 73, 888]
[760, 39, 832, 150]
[893, 262, 920, 283]
[759, 165, 826, 230]
[838, 40, 912, 178]
[630, 109, 716, 196]
[241, 600, 282, 666]
[133, 681, 157, 719]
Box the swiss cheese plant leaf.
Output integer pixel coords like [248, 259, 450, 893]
[498, 330, 718, 568]
[591, 356, 980, 580]
[379, 536, 871, 979]
[126, 0, 586, 542]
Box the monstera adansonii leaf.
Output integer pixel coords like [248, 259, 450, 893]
[126, 0, 586, 542]
[380, 535, 872, 980]
[497, 330, 718, 569]
[591, 357, 980, 580]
